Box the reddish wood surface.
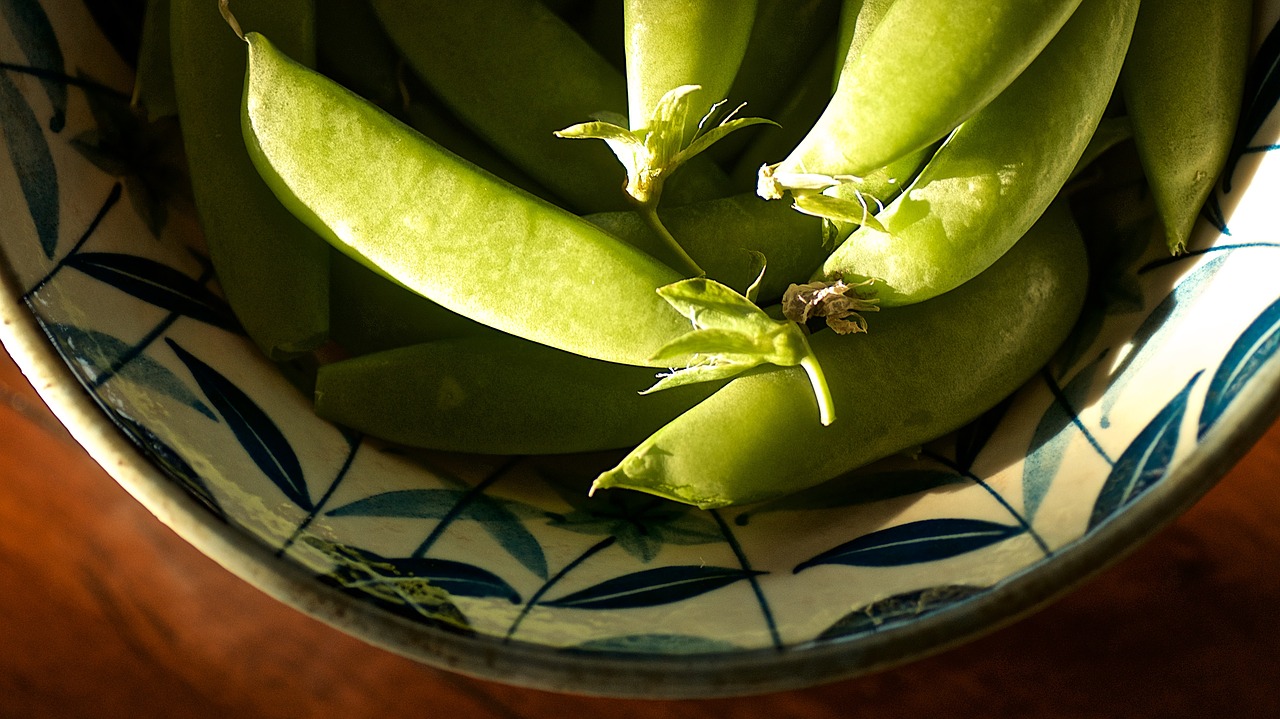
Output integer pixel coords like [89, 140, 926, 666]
[2, 347, 1278, 718]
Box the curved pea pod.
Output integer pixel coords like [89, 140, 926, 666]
[593, 201, 1088, 509]
[1120, 0, 1251, 254]
[706, 0, 841, 167]
[368, 0, 629, 213]
[818, 0, 1139, 307]
[761, 0, 1082, 187]
[586, 192, 826, 304]
[314, 0, 400, 111]
[369, 0, 732, 213]
[133, 0, 176, 120]
[314, 335, 722, 455]
[240, 33, 690, 367]
[623, 0, 757, 137]
[328, 252, 486, 357]
[171, 0, 329, 360]
[729, 35, 839, 189]
[313, 1, 560, 204]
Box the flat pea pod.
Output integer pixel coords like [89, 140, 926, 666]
[133, 0, 176, 120]
[706, 0, 841, 168]
[593, 201, 1088, 509]
[1120, 0, 1251, 254]
[623, 0, 757, 135]
[367, 0, 630, 213]
[729, 36, 839, 189]
[240, 32, 690, 367]
[819, 0, 1139, 306]
[171, 0, 329, 360]
[314, 0, 400, 111]
[586, 192, 826, 304]
[765, 0, 1083, 183]
[328, 252, 486, 357]
[314, 1, 560, 204]
[314, 335, 721, 454]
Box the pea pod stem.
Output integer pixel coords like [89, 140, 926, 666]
[638, 203, 704, 277]
[799, 349, 834, 427]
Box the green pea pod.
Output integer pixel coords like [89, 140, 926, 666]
[240, 32, 691, 367]
[737, 0, 930, 234]
[368, 0, 631, 213]
[314, 1, 560, 204]
[593, 201, 1088, 509]
[314, 0, 401, 111]
[1120, 0, 1251, 254]
[762, 0, 1082, 187]
[171, 0, 329, 360]
[133, 0, 176, 120]
[624, 0, 757, 137]
[819, 0, 1139, 307]
[729, 35, 838, 189]
[586, 192, 826, 304]
[706, 0, 841, 168]
[314, 335, 722, 454]
[328, 252, 486, 357]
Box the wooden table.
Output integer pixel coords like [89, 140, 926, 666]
[2, 346, 1277, 718]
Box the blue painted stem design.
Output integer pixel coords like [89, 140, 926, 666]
[505, 535, 616, 642]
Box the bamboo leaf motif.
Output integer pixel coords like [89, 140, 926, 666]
[0, 69, 59, 258]
[167, 338, 311, 510]
[815, 585, 988, 642]
[1199, 296, 1280, 437]
[1089, 371, 1202, 530]
[0, 0, 67, 130]
[541, 565, 763, 610]
[795, 519, 1025, 572]
[65, 252, 238, 330]
[327, 488, 548, 579]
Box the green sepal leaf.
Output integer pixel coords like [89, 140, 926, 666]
[792, 192, 888, 233]
[649, 327, 777, 364]
[641, 361, 757, 394]
[675, 115, 777, 167]
[744, 251, 767, 304]
[556, 84, 774, 207]
[644, 277, 837, 425]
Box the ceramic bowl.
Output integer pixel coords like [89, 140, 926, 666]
[3, 1, 1279, 698]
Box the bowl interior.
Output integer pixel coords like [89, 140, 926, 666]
[3, 1, 1280, 698]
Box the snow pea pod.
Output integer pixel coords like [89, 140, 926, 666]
[763, 0, 1082, 186]
[623, 0, 757, 137]
[370, 0, 733, 213]
[171, 0, 329, 360]
[1120, 0, 1251, 254]
[314, 335, 722, 455]
[369, 0, 630, 213]
[240, 32, 690, 367]
[586, 192, 826, 303]
[818, 0, 1138, 307]
[328, 252, 486, 357]
[133, 0, 176, 120]
[593, 201, 1088, 509]
[706, 0, 840, 168]
[314, 1, 559, 203]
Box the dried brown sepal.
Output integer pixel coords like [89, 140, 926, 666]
[782, 278, 880, 335]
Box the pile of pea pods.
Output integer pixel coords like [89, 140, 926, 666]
[153, 0, 1248, 509]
